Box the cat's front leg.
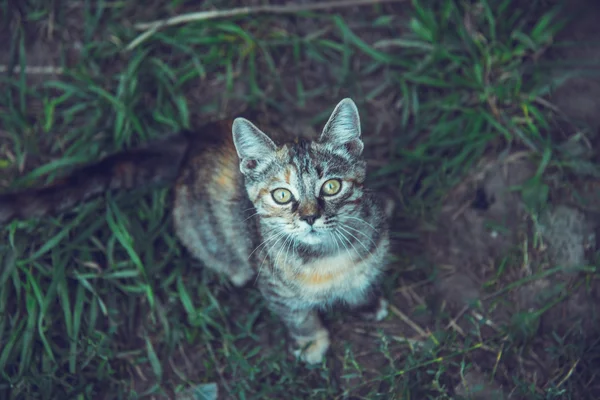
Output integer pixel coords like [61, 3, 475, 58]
[259, 277, 331, 364]
[286, 308, 330, 364]
[267, 301, 330, 364]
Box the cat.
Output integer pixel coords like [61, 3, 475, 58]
[0, 98, 393, 364]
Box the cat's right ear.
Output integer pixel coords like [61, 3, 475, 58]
[232, 118, 277, 175]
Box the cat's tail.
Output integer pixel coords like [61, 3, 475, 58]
[0, 130, 196, 225]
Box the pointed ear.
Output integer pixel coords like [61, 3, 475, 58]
[318, 98, 363, 157]
[232, 117, 277, 175]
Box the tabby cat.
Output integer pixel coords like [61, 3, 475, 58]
[0, 98, 393, 364]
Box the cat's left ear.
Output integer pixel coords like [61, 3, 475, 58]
[318, 98, 363, 157]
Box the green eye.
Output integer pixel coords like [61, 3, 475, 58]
[321, 179, 342, 196]
[271, 188, 293, 204]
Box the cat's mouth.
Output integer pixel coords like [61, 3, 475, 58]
[302, 227, 319, 236]
[297, 227, 323, 245]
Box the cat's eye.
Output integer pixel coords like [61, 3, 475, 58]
[321, 179, 342, 196]
[271, 188, 293, 204]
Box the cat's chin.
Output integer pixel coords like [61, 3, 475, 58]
[297, 230, 325, 246]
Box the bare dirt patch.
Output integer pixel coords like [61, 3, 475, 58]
[421, 152, 600, 398]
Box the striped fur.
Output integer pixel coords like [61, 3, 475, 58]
[0, 99, 392, 364]
[224, 98, 393, 363]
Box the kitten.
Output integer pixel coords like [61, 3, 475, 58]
[0, 99, 393, 364]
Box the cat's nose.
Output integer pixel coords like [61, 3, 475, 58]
[300, 213, 320, 226]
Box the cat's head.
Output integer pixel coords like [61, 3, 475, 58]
[232, 98, 368, 249]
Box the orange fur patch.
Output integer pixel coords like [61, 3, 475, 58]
[213, 143, 239, 191]
[296, 269, 345, 286]
[215, 171, 232, 188]
[253, 188, 269, 203]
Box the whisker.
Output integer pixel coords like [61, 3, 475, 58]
[338, 225, 372, 255]
[248, 230, 285, 260]
[283, 234, 296, 269]
[340, 224, 377, 248]
[344, 216, 378, 232]
[255, 232, 288, 284]
[243, 212, 261, 223]
[248, 230, 280, 258]
[334, 229, 353, 261]
[273, 234, 292, 266]
[336, 228, 362, 259]
[329, 230, 341, 256]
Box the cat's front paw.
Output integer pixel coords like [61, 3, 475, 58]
[229, 268, 255, 288]
[359, 297, 389, 322]
[292, 328, 330, 365]
[373, 298, 389, 321]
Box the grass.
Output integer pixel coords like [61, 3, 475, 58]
[1, 0, 599, 398]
